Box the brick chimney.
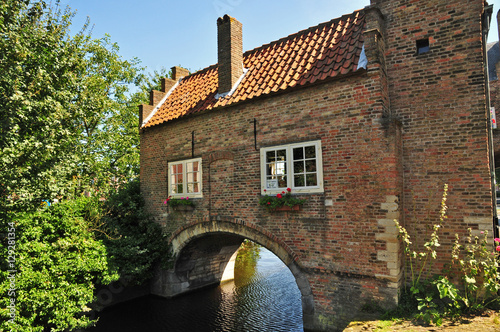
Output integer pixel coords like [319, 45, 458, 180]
[217, 15, 243, 95]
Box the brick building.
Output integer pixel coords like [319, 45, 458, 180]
[139, 1, 496, 330]
[489, 9, 500, 182]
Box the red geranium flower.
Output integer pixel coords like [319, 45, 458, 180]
[287, 188, 291, 192]
[277, 194, 282, 199]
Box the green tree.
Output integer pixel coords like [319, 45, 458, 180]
[74, 35, 142, 193]
[0, 0, 88, 212]
[0, 0, 146, 211]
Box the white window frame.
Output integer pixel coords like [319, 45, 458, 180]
[167, 157, 203, 198]
[260, 140, 323, 195]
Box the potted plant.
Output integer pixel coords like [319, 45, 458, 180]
[259, 188, 305, 211]
[164, 196, 195, 211]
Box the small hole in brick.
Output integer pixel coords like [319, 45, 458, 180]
[416, 38, 430, 55]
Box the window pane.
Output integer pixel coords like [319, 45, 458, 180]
[176, 184, 183, 193]
[277, 149, 286, 160]
[173, 164, 183, 174]
[192, 161, 199, 172]
[278, 176, 287, 188]
[305, 146, 316, 158]
[266, 151, 276, 162]
[171, 184, 177, 194]
[266, 163, 274, 176]
[305, 160, 316, 172]
[266, 178, 279, 189]
[187, 162, 193, 173]
[306, 173, 317, 186]
[294, 161, 304, 173]
[293, 147, 304, 160]
[188, 183, 199, 193]
[276, 160, 286, 175]
[171, 175, 176, 185]
[294, 174, 305, 187]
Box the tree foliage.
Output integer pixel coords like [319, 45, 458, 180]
[0, 0, 88, 211]
[74, 35, 142, 193]
[0, 0, 150, 212]
[0, 198, 119, 331]
[99, 179, 170, 285]
[0, 0, 173, 330]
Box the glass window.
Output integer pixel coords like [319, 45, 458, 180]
[168, 158, 202, 197]
[260, 141, 323, 194]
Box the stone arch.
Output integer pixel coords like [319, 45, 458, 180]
[162, 218, 315, 326]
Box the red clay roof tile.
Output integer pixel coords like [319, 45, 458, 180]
[143, 9, 366, 128]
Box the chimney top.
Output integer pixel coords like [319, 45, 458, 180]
[217, 14, 243, 95]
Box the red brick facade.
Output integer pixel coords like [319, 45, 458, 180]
[140, 1, 495, 330]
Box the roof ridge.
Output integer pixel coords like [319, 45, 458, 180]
[243, 9, 365, 58]
[181, 63, 218, 79]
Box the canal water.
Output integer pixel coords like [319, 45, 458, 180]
[87, 242, 303, 331]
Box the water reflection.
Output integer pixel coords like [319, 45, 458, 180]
[87, 242, 303, 332]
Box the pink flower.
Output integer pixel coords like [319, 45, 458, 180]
[277, 194, 282, 199]
[267, 202, 271, 205]
[186, 197, 189, 200]
[181, 197, 185, 199]
[287, 188, 291, 192]
[496, 245, 500, 252]
[495, 238, 500, 244]
[163, 200, 167, 204]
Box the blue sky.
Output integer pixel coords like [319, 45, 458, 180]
[59, 0, 499, 75]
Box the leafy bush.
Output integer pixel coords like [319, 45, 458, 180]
[0, 198, 118, 332]
[99, 179, 170, 285]
[0, 180, 170, 331]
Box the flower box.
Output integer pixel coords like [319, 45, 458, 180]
[273, 205, 301, 212]
[163, 196, 195, 211]
[171, 205, 194, 212]
[259, 188, 305, 211]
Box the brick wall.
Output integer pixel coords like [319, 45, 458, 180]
[373, 0, 493, 273]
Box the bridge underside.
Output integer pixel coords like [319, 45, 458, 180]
[151, 233, 244, 297]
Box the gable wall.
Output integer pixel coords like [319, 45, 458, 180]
[373, 0, 494, 274]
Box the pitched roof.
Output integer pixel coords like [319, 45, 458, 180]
[143, 9, 366, 128]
